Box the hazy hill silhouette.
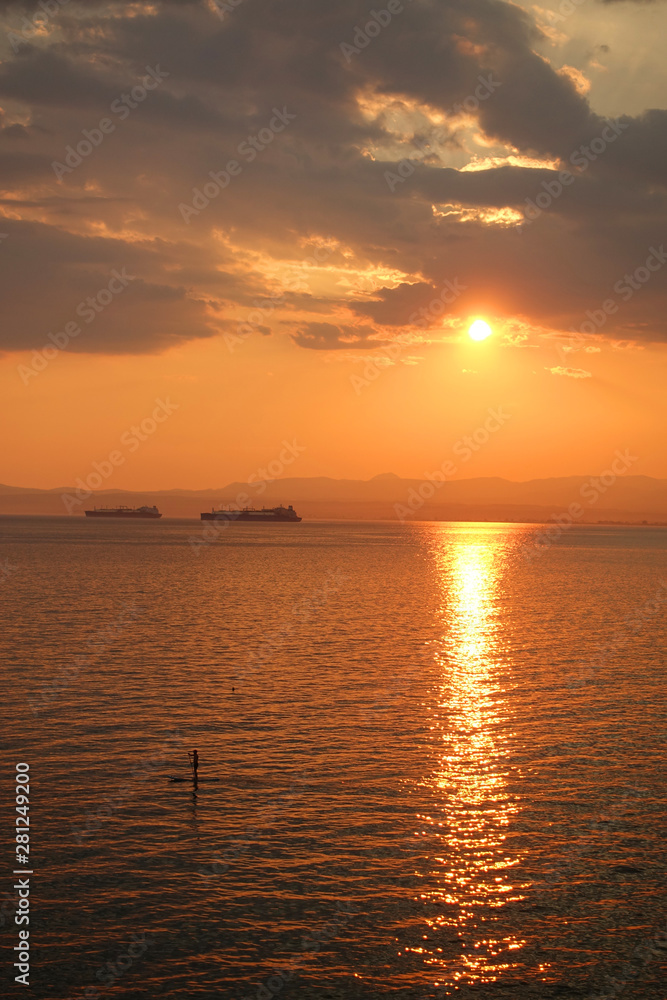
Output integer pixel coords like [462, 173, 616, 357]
[1, 474, 666, 523]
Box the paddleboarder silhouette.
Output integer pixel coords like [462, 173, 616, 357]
[188, 749, 199, 784]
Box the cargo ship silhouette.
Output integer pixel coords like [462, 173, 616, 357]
[201, 504, 302, 522]
[85, 505, 162, 519]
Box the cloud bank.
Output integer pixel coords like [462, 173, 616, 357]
[0, 0, 665, 355]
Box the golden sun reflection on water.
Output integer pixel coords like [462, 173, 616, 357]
[416, 526, 530, 987]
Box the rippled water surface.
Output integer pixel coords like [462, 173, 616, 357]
[1, 517, 666, 999]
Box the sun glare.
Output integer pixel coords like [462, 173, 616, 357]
[468, 319, 493, 342]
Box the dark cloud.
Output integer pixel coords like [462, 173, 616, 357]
[291, 322, 384, 350]
[0, 149, 53, 181]
[351, 282, 435, 327]
[0, 0, 664, 355]
[0, 218, 216, 354]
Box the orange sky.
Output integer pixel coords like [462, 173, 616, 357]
[1, 0, 666, 490]
[4, 330, 666, 490]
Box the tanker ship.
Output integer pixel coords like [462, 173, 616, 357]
[85, 505, 162, 519]
[201, 504, 302, 523]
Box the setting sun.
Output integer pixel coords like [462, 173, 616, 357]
[468, 319, 493, 342]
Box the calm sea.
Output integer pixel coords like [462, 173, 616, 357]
[1, 517, 665, 999]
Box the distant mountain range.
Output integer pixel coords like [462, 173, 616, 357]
[1, 473, 667, 523]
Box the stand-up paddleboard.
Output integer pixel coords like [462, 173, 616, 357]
[167, 750, 221, 783]
[167, 776, 221, 783]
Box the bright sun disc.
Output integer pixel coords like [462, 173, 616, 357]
[468, 319, 493, 341]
